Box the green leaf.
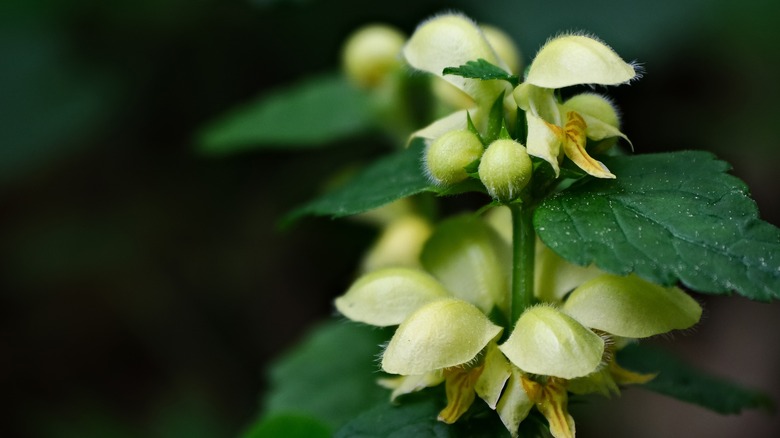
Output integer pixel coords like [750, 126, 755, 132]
[262, 320, 392, 430]
[197, 73, 373, 154]
[335, 390, 513, 438]
[285, 138, 435, 221]
[617, 343, 774, 414]
[534, 151, 780, 301]
[243, 414, 331, 438]
[442, 59, 519, 87]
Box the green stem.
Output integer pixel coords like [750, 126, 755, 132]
[509, 203, 536, 325]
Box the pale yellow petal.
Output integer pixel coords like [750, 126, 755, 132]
[335, 267, 449, 327]
[526, 34, 636, 89]
[403, 13, 508, 103]
[512, 83, 561, 124]
[408, 109, 469, 143]
[500, 305, 604, 379]
[481, 25, 522, 74]
[496, 367, 533, 438]
[382, 298, 503, 375]
[562, 274, 702, 338]
[475, 343, 512, 409]
[535, 240, 605, 303]
[421, 215, 511, 314]
[361, 215, 433, 272]
[525, 113, 562, 177]
[377, 372, 444, 401]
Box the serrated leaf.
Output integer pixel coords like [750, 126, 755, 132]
[443, 59, 519, 86]
[197, 73, 373, 154]
[262, 320, 392, 430]
[534, 151, 780, 301]
[285, 139, 435, 222]
[617, 343, 773, 414]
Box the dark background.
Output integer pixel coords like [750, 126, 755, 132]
[1, 0, 779, 436]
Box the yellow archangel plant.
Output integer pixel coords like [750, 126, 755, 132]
[335, 215, 702, 437]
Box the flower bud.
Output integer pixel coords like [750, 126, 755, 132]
[478, 139, 533, 201]
[563, 93, 620, 129]
[425, 129, 484, 186]
[342, 24, 405, 88]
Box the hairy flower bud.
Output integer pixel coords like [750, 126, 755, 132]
[478, 139, 533, 201]
[342, 24, 405, 88]
[425, 129, 484, 186]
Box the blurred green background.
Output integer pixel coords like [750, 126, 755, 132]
[1, 0, 779, 436]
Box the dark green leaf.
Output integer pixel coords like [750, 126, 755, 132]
[335, 390, 513, 438]
[617, 343, 774, 414]
[442, 59, 519, 86]
[262, 320, 392, 430]
[197, 73, 373, 154]
[243, 414, 331, 438]
[285, 139, 435, 222]
[534, 151, 780, 300]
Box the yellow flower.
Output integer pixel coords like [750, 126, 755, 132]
[514, 34, 638, 178]
[335, 215, 521, 423]
[403, 13, 518, 141]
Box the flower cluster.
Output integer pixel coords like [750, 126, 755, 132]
[405, 14, 637, 198]
[336, 211, 701, 437]
[335, 12, 702, 438]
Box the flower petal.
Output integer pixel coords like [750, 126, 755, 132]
[403, 13, 508, 104]
[377, 372, 444, 401]
[475, 342, 512, 409]
[562, 111, 615, 178]
[525, 113, 562, 177]
[361, 215, 432, 272]
[513, 83, 561, 125]
[535, 240, 604, 302]
[439, 366, 482, 423]
[421, 215, 511, 314]
[500, 305, 605, 379]
[522, 377, 576, 438]
[562, 274, 702, 338]
[526, 34, 637, 89]
[496, 367, 533, 438]
[382, 298, 502, 375]
[335, 267, 449, 327]
[408, 109, 469, 142]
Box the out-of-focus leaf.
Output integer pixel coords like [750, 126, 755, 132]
[197, 73, 374, 154]
[535, 151, 780, 301]
[618, 343, 774, 414]
[284, 138, 435, 222]
[0, 26, 118, 185]
[262, 320, 392, 430]
[243, 414, 331, 438]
